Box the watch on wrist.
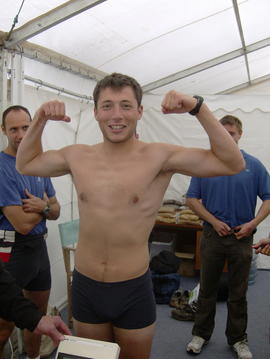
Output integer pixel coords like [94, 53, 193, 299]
[189, 95, 204, 116]
[42, 205, 50, 218]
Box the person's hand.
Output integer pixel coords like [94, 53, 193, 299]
[212, 219, 231, 236]
[33, 315, 71, 346]
[252, 238, 270, 256]
[34, 100, 71, 123]
[233, 221, 255, 240]
[22, 189, 47, 213]
[161, 91, 197, 114]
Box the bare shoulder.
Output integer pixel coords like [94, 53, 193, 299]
[138, 141, 184, 156]
[60, 143, 97, 157]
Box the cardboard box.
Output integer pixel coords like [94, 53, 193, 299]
[150, 240, 175, 259]
[178, 258, 196, 277]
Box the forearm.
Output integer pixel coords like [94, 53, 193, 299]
[196, 103, 244, 173]
[3, 206, 43, 235]
[186, 197, 217, 226]
[250, 200, 270, 227]
[45, 200, 60, 220]
[0, 263, 42, 330]
[16, 115, 47, 174]
[16, 214, 43, 235]
[17, 100, 70, 177]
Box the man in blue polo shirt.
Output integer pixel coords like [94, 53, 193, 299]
[0, 105, 60, 359]
[185, 115, 270, 359]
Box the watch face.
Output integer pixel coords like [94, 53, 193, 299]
[43, 206, 50, 215]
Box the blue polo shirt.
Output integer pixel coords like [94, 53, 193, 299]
[186, 150, 270, 228]
[0, 152, 56, 235]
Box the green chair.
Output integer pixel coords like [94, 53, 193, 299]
[58, 219, 79, 328]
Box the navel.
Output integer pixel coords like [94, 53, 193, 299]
[132, 195, 139, 204]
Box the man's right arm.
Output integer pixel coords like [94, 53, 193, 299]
[16, 100, 71, 177]
[186, 197, 231, 236]
[252, 236, 270, 255]
[2, 206, 43, 235]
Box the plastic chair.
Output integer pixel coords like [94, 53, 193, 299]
[58, 219, 79, 328]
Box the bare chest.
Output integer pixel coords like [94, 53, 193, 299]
[71, 160, 155, 207]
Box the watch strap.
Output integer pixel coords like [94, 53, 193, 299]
[189, 95, 204, 116]
[42, 205, 50, 218]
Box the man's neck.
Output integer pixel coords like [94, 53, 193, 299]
[3, 147, 17, 157]
[102, 137, 139, 158]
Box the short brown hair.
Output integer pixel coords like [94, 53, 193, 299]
[2, 105, 31, 129]
[93, 73, 143, 108]
[219, 115, 242, 133]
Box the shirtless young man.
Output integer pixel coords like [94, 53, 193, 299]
[16, 73, 244, 359]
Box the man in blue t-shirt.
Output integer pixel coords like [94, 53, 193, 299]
[0, 105, 60, 359]
[186, 115, 270, 359]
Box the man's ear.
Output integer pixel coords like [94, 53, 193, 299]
[138, 105, 143, 120]
[94, 107, 98, 122]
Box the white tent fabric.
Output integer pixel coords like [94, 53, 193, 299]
[1, 0, 270, 94]
[1, 0, 270, 307]
[2, 85, 270, 307]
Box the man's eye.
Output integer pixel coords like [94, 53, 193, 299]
[101, 104, 111, 110]
[122, 104, 132, 109]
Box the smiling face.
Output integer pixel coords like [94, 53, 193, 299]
[94, 86, 143, 144]
[1, 109, 31, 156]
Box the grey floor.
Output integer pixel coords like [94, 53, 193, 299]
[43, 269, 270, 359]
[151, 269, 270, 359]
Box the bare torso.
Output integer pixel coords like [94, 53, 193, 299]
[65, 141, 172, 282]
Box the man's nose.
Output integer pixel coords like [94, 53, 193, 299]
[111, 105, 123, 119]
[16, 129, 26, 139]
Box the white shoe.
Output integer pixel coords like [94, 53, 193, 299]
[233, 340, 253, 359]
[186, 335, 208, 354]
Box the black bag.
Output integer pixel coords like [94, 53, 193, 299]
[150, 250, 181, 274]
[151, 272, 181, 304]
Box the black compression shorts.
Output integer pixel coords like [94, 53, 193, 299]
[72, 268, 156, 329]
[5, 236, 51, 291]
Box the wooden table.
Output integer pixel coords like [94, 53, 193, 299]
[151, 221, 203, 270]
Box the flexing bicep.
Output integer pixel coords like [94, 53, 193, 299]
[2, 206, 43, 235]
[164, 146, 243, 177]
[16, 148, 70, 177]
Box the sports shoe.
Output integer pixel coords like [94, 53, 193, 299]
[169, 289, 184, 307]
[233, 340, 253, 359]
[171, 306, 195, 321]
[186, 335, 208, 354]
[170, 289, 191, 308]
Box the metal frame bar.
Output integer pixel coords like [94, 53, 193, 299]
[142, 37, 270, 93]
[24, 75, 93, 102]
[4, 0, 107, 49]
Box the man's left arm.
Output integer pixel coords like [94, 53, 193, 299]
[235, 200, 270, 239]
[161, 91, 245, 177]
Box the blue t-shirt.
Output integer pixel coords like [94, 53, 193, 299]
[0, 152, 56, 234]
[186, 150, 270, 228]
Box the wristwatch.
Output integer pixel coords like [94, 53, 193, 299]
[42, 205, 50, 218]
[189, 95, 204, 116]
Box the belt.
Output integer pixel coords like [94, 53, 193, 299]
[0, 230, 15, 263]
[0, 230, 15, 241]
[0, 229, 47, 242]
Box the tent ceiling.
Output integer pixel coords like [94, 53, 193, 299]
[1, 0, 270, 95]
